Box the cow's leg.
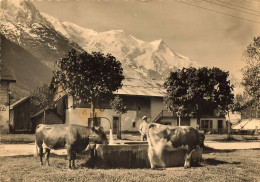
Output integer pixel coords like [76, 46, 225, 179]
[39, 146, 43, 166]
[154, 142, 166, 168]
[184, 146, 195, 169]
[148, 147, 164, 169]
[72, 151, 76, 168]
[45, 148, 51, 166]
[66, 144, 72, 169]
[148, 147, 156, 169]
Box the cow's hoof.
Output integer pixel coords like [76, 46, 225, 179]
[40, 162, 43, 166]
[151, 166, 156, 170]
[184, 165, 191, 169]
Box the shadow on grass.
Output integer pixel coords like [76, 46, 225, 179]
[202, 158, 240, 166]
[203, 146, 235, 154]
[210, 138, 242, 142]
[211, 138, 259, 143]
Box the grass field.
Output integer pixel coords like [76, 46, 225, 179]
[0, 148, 259, 182]
[1, 133, 260, 181]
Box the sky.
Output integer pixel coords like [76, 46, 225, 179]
[32, 0, 260, 79]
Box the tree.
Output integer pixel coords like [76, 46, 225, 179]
[110, 95, 128, 139]
[30, 83, 55, 123]
[242, 36, 260, 118]
[54, 49, 124, 126]
[232, 93, 250, 113]
[164, 67, 234, 130]
[232, 93, 257, 119]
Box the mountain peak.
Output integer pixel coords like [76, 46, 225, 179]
[1, 0, 52, 27]
[151, 39, 165, 50]
[1, 2, 198, 89]
[106, 29, 125, 34]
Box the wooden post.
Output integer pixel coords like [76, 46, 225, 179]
[227, 111, 232, 139]
[43, 109, 46, 124]
[8, 91, 11, 133]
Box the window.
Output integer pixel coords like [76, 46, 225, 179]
[132, 122, 136, 128]
[210, 120, 212, 129]
[88, 119, 91, 127]
[88, 118, 101, 127]
[201, 120, 213, 129]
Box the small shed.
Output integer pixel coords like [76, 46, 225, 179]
[9, 96, 36, 132]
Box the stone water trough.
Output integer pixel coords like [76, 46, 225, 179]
[95, 141, 203, 168]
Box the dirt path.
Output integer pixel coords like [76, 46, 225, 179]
[0, 141, 259, 157]
[0, 143, 66, 157]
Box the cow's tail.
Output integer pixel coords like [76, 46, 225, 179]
[34, 138, 39, 156]
[34, 125, 42, 156]
[147, 123, 155, 148]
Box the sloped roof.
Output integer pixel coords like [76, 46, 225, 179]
[0, 59, 16, 82]
[114, 78, 165, 97]
[10, 96, 30, 110]
[31, 107, 51, 118]
[52, 78, 165, 98]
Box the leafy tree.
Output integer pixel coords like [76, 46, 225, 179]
[110, 95, 128, 139]
[232, 93, 250, 113]
[232, 93, 258, 119]
[54, 49, 124, 126]
[30, 83, 55, 123]
[241, 36, 260, 118]
[164, 67, 234, 129]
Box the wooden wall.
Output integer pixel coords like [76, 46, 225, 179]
[12, 100, 32, 131]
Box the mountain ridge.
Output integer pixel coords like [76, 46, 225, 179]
[43, 13, 197, 79]
[1, 0, 198, 95]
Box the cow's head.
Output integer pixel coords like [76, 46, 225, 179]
[90, 127, 109, 145]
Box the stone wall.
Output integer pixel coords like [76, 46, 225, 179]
[96, 143, 203, 168]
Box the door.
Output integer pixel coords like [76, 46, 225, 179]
[180, 117, 190, 126]
[218, 120, 223, 133]
[113, 116, 119, 134]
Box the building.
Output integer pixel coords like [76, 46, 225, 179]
[53, 79, 166, 134]
[154, 110, 226, 133]
[232, 119, 260, 131]
[52, 78, 227, 134]
[31, 107, 64, 132]
[0, 60, 16, 133]
[9, 96, 35, 132]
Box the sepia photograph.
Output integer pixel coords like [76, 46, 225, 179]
[0, 0, 259, 181]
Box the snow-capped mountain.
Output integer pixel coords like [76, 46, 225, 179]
[0, 0, 83, 68]
[1, 0, 197, 93]
[43, 13, 197, 79]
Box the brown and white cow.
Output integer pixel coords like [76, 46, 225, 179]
[146, 123, 204, 169]
[35, 124, 108, 169]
